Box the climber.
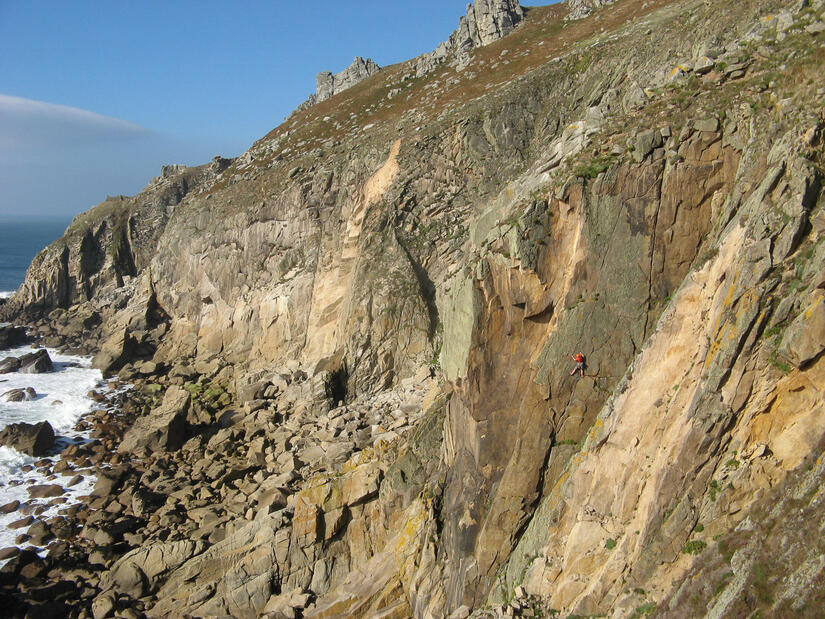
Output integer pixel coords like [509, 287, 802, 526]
[570, 352, 586, 377]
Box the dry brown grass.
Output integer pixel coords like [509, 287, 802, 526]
[254, 0, 677, 158]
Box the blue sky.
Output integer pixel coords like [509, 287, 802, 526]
[0, 1, 479, 218]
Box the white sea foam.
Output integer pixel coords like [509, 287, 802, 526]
[0, 291, 15, 299]
[0, 345, 104, 558]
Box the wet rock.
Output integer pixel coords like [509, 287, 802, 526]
[0, 500, 21, 513]
[18, 349, 54, 373]
[27, 484, 65, 499]
[0, 356, 21, 374]
[66, 474, 85, 487]
[0, 324, 29, 349]
[0, 420, 55, 456]
[0, 386, 36, 402]
[0, 549, 44, 579]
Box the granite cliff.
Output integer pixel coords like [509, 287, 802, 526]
[2, 0, 825, 617]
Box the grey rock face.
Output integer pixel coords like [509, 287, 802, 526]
[415, 0, 524, 76]
[317, 56, 380, 102]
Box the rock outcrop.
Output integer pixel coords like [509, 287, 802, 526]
[297, 57, 382, 112]
[415, 0, 525, 75]
[565, 0, 616, 20]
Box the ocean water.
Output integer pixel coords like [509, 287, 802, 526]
[0, 217, 102, 557]
[0, 216, 70, 296]
[0, 346, 104, 554]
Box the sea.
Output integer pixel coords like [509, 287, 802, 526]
[0, 216, 104, 556]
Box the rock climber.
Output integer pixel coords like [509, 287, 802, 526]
[570, 352, 585, 377]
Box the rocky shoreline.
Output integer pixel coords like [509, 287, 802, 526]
[0, 325, 435, 618]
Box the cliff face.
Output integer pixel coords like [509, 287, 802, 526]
[5, 0, 825, 617]
[1, 157, 232, 354]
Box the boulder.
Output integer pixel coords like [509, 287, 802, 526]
[0, 356, 21, 374]
[27, 484, 65, 499]
[92, 328, 137, 377]
[90, 466, 128, 499]
[18, 349, 54, 373]
[0, 325, 28, 349]
[0, 387, 36, 402]
[118, 386, 190, 455]
[0, 500, 21, 513]
[26, 519, 53, 545]
[131, 486, 167, 517]
[0, 420, 56, 456]
[633, 129, 663, 162]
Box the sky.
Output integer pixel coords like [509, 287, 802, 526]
[0, 1, 484, 219]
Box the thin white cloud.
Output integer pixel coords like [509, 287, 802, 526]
[0, 93, 149, 151]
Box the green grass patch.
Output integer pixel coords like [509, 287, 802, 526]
[709, 479, 720, 501]
[769, 351, 792, 373]
[572, 154, 619, 179]
[752, 563, 774, 604]
[682, 540, 708, 555]
[632, 603, 656, 617]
